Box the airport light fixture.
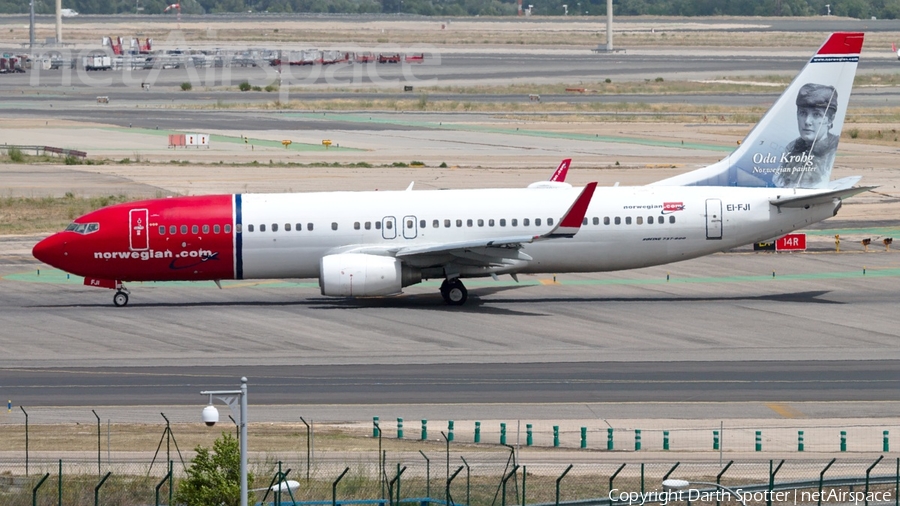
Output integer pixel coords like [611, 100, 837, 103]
[200, 377, 249, 506]
[662, 479, 748, 506]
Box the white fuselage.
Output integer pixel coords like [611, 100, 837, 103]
[238, 185, 836, 280]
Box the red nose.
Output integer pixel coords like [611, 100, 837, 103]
[32, 233, 69, 269]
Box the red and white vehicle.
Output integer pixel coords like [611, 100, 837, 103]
[405, 53, 425, 63]
[377, 53, 401, 64]
[33, 33, 871, 307]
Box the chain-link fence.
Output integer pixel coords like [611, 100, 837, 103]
[2, 454, 899, 506]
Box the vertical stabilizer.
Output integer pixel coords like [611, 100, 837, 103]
[653, 32, 864, 189]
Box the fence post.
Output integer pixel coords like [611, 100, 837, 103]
[93, 471, 111, 506]
[419, 450, 430, 499]
[768, 460, 784, 506]
[635, 429, 641, 451]
[798, 431, 804, 452]
[607, 428, 614, 450]
[58, 459, 62, 506]
[755, 431, 762, 451]
[331, 467, 349, 506]
[662, 462, 680, 482]
[818, 458, 836, 506]
[446, 465, 463, 506]
[865, 455, 884, 506]
[32, 473, 50, 506]
[663, 431, 669, 451]
[154, 461, 173, 506]
[716, 461, 734, 506]
[609, 463, 626, 498]
[474, 421, 481, 444]
[553, 426, 559, 447]
[500, 465, 519, 506]
[460, 456, 470, 506]
[555, 464, 573, 506]
[21, 406, 28, 476]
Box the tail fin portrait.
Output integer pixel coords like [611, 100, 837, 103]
[653, 32, 864, 189]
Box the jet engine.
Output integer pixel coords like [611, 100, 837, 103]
[319, 254, 421, 297]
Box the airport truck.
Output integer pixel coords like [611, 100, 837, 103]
[83, 55, 112, 71]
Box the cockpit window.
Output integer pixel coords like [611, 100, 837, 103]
[65, 222, 100, 235]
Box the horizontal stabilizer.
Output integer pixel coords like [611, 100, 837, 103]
[769, 186, 874, 208]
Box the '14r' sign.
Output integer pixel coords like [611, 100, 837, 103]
[776, 233, 807, 251]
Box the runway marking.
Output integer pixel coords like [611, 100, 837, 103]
[765, 402, 806, 418]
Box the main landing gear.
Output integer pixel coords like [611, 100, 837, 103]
[439, 278, 468, 306]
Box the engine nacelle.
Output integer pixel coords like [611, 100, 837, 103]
[319, 254, 421, 297]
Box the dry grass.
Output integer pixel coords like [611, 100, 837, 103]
[0, 195, 134, 234]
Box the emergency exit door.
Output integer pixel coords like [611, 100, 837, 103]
[705, 199, 722, 240]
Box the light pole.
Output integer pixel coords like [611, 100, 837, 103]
[662, 479, 748, 506]
[201, 377, 249, 506]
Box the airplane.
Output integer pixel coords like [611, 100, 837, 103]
[33, 32, 871, 307]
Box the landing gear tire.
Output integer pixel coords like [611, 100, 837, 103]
[113, 291, 129, 307]
[445, 280, 467, 306]
[439, 279, 451, 302]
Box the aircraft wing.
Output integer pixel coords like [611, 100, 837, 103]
[341, 183, 597, 267]
[769, 186, 875, 208]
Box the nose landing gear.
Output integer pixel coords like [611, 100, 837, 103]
[439, 278, 468, 306]
[113, 290, 129, 307]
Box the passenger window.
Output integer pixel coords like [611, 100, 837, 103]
[181, 225, 188, 234]
[285, 223, 291, 231]
[614, 217, 621, 225]
[669, 216, 675, 224]
[159, 225, 166, 235]
[659, 218, 664, 225]
[355, 222, 362, 230]
[524, 218, 530, 226]
[331, 222, 338, 231]
[203, 224, 210, 233]
[647, 216, 654, 224]
[420, 220, 426, 228]
[488, 219, 495, 227]
[248, 224, 254, 232]
[500, 219, 506, 227]
[191, 225, 198, 234]
[260, 224, 266, 232]
[405, 220, 412, 229]
[308, 223, 314, 231]
[456, 219, 462, 227]
[433, 220, 439, 228]
[604, 217, 610, 225]
[593, 217, 600, 225]
[444, 219, 451, 228]
[170, 225, 177, 234]
[375, 222, 381, 230]
[214, 224, 221, 234]
[385, 221, 392, 230]
[467, 219, 473, 227]
[227, 224, 233, 233]
[535, 218, 541, 226]
[625, 217, 631, 225]
[272, 223, 278, 232]
[296, 223, 302, 231]
[511, 219, 517, 227]
[548, 218, 554, 226]
[477, 219, 484, 227]
[582, 218, 588, 226]
[636, 217, 643, 225]
[365, 222, 371, 230]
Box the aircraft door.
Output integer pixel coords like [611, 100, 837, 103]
[129, 208, 149, 250]
[705, 199, 723, 240]
[382, 216, 397, 239]
[402, 215, 417, 239]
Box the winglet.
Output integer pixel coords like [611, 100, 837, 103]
[550, 158, 572, 182]
[540, 182, 597, 239]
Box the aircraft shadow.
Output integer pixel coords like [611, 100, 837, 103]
[29, 289, 840, 315]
